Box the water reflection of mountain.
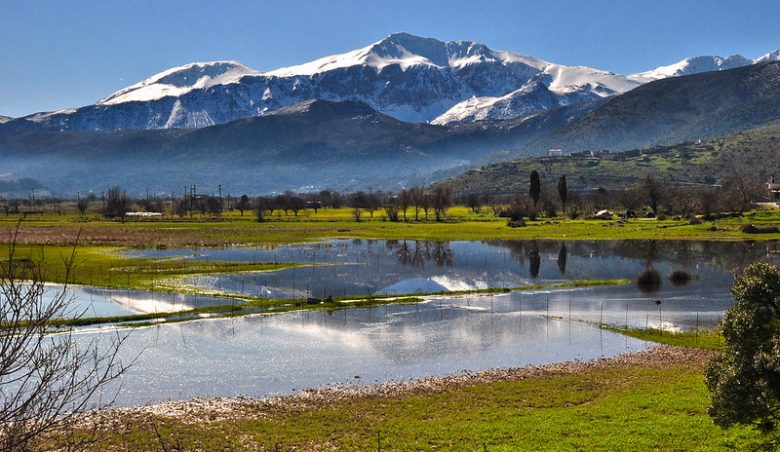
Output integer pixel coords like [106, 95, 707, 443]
[167, 239, 771, 300]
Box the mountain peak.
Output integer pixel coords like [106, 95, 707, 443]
[266, 32, 454, 76]
[628, 52, 769, 83]
[756, 50, 780, 63]
[265, 32, 539, 77]
[98, 60, 260, 105]
[368, 32, 450, 67]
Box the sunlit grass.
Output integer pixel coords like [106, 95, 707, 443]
[603, 326, 725, 350]
[57, 355, 763, 450]
[2, 206, 780, 248]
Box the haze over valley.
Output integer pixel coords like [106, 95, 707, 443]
[2, 33, 780, 196]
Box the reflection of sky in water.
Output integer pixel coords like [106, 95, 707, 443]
[48, 285, 235, 317]
[62, 239, 776, 322]
[52, 239, 774, 406]
[86, 291, 655, 406]
[126, 239, 775, 300]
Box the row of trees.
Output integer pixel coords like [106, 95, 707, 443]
[0, 170, 770, 222]
[251, 187, 454, 222]
[489, 171, 768, 221]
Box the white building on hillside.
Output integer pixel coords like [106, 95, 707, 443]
[768, 177, 780, 202]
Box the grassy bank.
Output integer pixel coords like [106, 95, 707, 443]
[603, 326, 726, 350]
[54, 346, 763, 450]
[2, 206, 780, 247]
[0, 244, 298, 291]
[43, 279, 631, 329]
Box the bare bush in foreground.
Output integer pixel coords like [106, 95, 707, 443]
[0, 228, 128, 450]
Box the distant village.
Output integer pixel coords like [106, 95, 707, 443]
[545, 142, 702, 160]
[545, 147, 780, 203]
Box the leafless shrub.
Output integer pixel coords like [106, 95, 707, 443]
[0, 227, 129, 449]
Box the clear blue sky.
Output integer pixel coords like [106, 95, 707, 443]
[1, 0, 778, 117]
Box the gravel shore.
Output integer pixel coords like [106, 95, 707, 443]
[84, 345, 715, 427]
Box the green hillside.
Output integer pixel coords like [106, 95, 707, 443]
[445, 123, 780, 194]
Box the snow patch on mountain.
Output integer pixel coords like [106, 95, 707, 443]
[432, 81, 559, 125]
[98, 61, 260, 105]
[0, 115, 12, 124]
[432, 64, 639, 125]
[267, 33, 547, 77]
[755, 50, 780, 63]
[543, 64, 638, 96]
[10, 33, 780, 132]
[628, 54, 767, 83]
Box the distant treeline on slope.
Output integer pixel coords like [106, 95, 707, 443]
[444, 123, 780, 195]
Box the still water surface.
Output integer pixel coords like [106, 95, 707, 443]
[126, 239, 774, 300]
[69, 239, 779, 405]
[93, 291, 652, 406]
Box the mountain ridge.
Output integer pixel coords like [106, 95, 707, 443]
[4, 51, 780, 196]
[8, 33, 775, 132]
[523, 61, 780, 152]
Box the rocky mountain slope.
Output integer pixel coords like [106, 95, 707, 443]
[524, 61, 780, 152]
[11, 33, 775, 132]
[0, 100, 504, 195]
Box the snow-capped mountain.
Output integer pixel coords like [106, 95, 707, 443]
[97, 61, 261, 105]
[628, 53, 780, 83]
[431, 64, 637, 125]
[756, 50, 780, 63]
[438, 51, 780, 125]
[11, 33, 639, 131]
[9, 33, 780, 131]
[0, 115, 12, 124]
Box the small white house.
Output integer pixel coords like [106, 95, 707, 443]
[547, 148, 563, 157]
[126, 212, 163, 218]
[768, 177, 780, 201]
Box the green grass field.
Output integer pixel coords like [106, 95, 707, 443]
[0, 244, 296, 291]
[2, 206, 780, 248]
[604, 326, 726, 350]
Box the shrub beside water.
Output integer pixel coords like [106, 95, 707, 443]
[741, 224, 779, 234]
[669, 269, 692, 286]
[637, 268, 662, 293]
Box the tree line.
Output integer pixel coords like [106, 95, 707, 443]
[0, 168, 770, 223]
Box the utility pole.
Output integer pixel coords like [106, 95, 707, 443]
[189, 185, 197, 217]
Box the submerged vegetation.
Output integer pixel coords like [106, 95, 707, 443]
[24, 279, 632, 329]
[0, 244, 298, 291]
[603, 326, 725, 350]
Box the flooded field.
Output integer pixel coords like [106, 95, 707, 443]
[126, 239, 773, 300]
[90, 290, 653, 406]
[64, 239, 778, 405]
